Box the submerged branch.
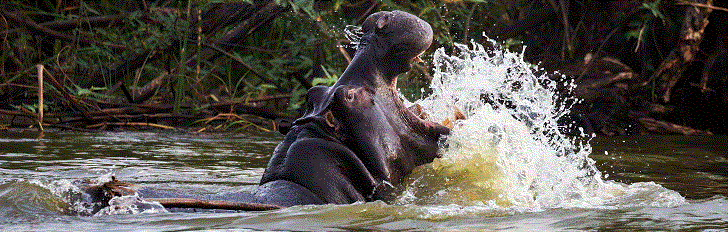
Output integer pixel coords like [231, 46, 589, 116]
[147, 198, 283, 211]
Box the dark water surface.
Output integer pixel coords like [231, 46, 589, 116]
[0, 131, 726, 231]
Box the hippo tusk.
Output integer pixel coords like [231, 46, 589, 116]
[413, 55, 423, 63]
[441, 106, 466, 129]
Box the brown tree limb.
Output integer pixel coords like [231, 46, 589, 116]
[41, 96, 292, 120]
[82, 176, 282, 211]
[133, 71, 168, 104]
[676, 0, 728, 12]
[212, 103, 290, 120]
[336, 39, 353, 64]
[0, 10, 92, 45]
[95, 92, 301, 109]
[643, 0, 713, 102]
[42, 68, 94, 122]
[146, 198, 283, 211]
[0, 109, 30, 117]
[0, 83, 38, 89]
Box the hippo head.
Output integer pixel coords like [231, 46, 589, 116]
[263, 12, 449, 205]
[359, 11, 434, 85]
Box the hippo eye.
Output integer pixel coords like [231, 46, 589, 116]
[346, 89, 356, 101]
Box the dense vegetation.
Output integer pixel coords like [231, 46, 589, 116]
[1, 0, 725, 135]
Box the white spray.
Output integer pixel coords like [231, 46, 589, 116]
[396, 41, 685, 209]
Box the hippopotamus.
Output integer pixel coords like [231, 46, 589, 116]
[80, 10, 451, 212]
[256, 10, 449, 205]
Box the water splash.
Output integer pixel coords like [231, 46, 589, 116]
[340, 25, 363, 48]
[0, 175, 166, 217]
[397, 40, 686, 209]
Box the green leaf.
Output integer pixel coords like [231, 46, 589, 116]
[259, 83, 277, 90]
[80, 1, 100, 15]
[311, 75, 337, 86]
[625, 29, 641, 40]
[640, 0, 664, 19]
[76, 88, 93, 97]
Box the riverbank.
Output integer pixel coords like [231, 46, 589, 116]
[2, 1, 726, 135]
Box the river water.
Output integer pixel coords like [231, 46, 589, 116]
[2, 42, 727, 231]
[0, 131, 725, 231]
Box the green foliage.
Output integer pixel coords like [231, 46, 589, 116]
[74, 86, 108, 99]
[642, 0, 665, 19]
[13, 104, 38, 114]
[0, 0, 522, 117]
[281, 0, 317, 18]
[626, 0, 665, 47]
[311, 66, 339, 86]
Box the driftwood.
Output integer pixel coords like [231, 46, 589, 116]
[0, 81, 296, 131]
[147, 198, 282, 211]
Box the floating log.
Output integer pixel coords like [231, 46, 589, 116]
[147, 198, 283, 211]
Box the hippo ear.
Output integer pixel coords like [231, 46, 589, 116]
[325, 111, 340, 131]
[376, 13, 391, 30]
